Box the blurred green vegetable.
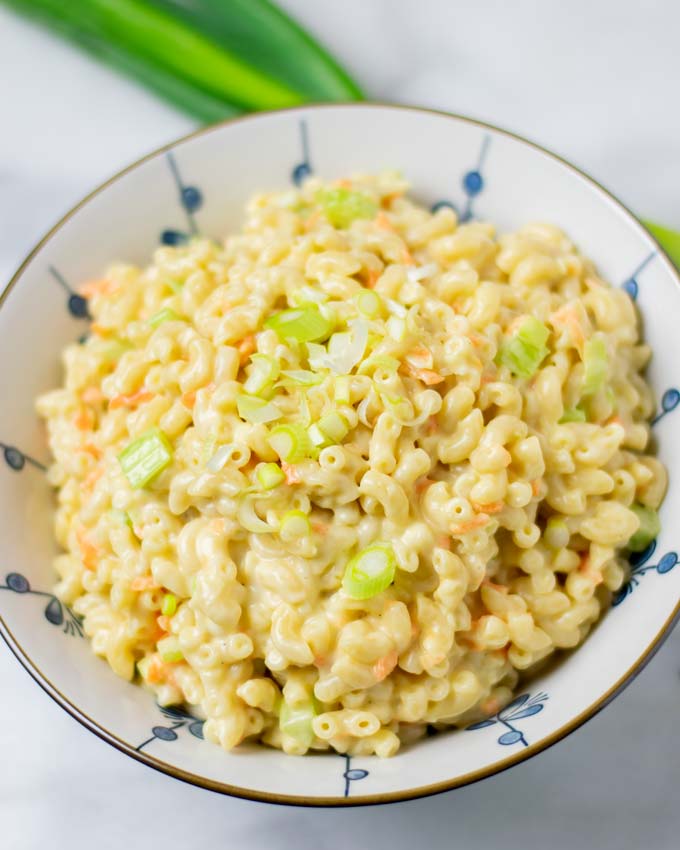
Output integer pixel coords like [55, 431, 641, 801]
[644, 220, 680, 270]
[2, 0, 362, 121]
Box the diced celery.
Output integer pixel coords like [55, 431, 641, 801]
[316, 187, 377, 228]
[628, 504, 660, 552]
[118, 428, 173, 489]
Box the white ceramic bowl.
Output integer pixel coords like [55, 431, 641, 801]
[1, 104, 679, 806]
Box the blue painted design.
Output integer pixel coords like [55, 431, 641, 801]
[340, 753, 368, 797]
[49, 266, 90, 319]
[136, 704, 205, 752]
[0, 442, 46, 473]
[431, 135, 491, 222]
[291, 120, 312, 186]
[160, 151, 204, 246]
[613, 540, 678, 606]
[652, 388, 680, 425]
[621, 251, 656, 301]
[467, 692, 548, 748]
[0, 572, 83, 636]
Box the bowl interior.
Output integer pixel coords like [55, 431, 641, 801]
[1, 104, 679, 805]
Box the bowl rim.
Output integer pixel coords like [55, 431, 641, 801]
[2, 101, 679, 808]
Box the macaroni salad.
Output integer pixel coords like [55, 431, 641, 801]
[36, 174, 665, 757]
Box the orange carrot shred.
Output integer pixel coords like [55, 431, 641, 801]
[156, 615, 172, 633]
[281, 461, 301, 484]
[311, 521, 328, 536]
[373, 649, 399, 682]
[481, 697, 501, 715]
[79, 278, 118, 298]
[415, 477, 435, 493]
[450, 514, 490, 535]
[76, 527, 98, 570]
[375, 211, 393, 231]
[147, 655, 168, 684]
[366, 269, 381, 289]
[130, 576, 157, 592]
[109, 389, 153, 410]
[181, 390, 197, 409]
[531, 479, 542, 497]
[237, 335, 256, 365]
[74, 407, 94, 430]
[472, 500, 504, 515]
[82, 386, 105, 405]
[435, 535, 451, 550]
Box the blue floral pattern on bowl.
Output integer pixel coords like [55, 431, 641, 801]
[467, 692, 549, 747]
[160, 151, 204, 246]
[0, 572, 83, 636]
[136, 704, 205, 752]
[431, 135, 491, 222]
[613, 541, 678, 606]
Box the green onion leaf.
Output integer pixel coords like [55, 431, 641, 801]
[148, 307, 182, 327]
[157, 635, 183, 663]
[354, 289, 383, 318]
[279, 700, 317, 747]
[559, 406, 587, 423]
[316, 412, 349, 445]
[627, 504, 660, 552]
[236, 395, 282, 424]
[342, 543, 397, 599]
[280, 369, 324, 387]
[358, 355, 401, 375]
[256, 462, 285, 490]
[161, 593, 177, 616]
[243, 353, 280, 396]
[268, 423, 315, 462]
[316, 188, 377, 228]
[280, 509, 311, 542]
[265, 304, 333, 343]
[118, 427, 173, 488]
[497, 316, 550, 378]
[582, 335, 608, 395]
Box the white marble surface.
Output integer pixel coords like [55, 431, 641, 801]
[1, 1, 679, 846]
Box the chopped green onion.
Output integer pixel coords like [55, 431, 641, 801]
[316, 411, 349, 445]
[354, 289, 383, 318]
[268, 423, 315, 462]
[280, 510, 311, 542]
[497, 316, 550, 378]
[582, 335, 608, 395]
[161, 593, 177, 617]
[243, 354, 280, 395]
[157, 635, 183, 663]
[334, 376, 351, 404]
[559, 406, 587, 423]
[256, 462, 285, 490]
[544, 517, 570, 549]
[358, 355, 401, 375]
[342, 543, 397, 599]
[236, 395, 282, 424]
[265, 304, 333, 342]
[289, 286, 329, 306]
[109, 509, 132, 527]
[386, 315, 407, 342]
[118, 427, 173, 489]
[627, 504, 660, 552]
[280, 369, 324, 387]
[148, 307, 182, 327]
[279, 700, 316, 747]
[316, 187, 377, 228]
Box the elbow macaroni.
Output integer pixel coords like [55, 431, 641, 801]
[36, 173, 664, 758]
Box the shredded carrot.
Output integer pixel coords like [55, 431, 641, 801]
[130, 576, 157, 592]
[375, 211, 393, 231]
[531, 479, 542, 497]
[472, 500, 504, 515]
[334, 178, 352, 188]
[147, 655, 168, 684]
[366, 269, 381, 289]
[82, 386, 105, 405]
[109, 389, 153, 410]
[74, 407, 94, 430]
[76, 527, 98, 571]
[311, 521, 328, 536]
[181, 390, 197, 409]
[480, 371, 497, 384]
[607, 416, 624, 427]
[406, 345, 434, 370]
[313, 655, 328, 668]
[408, 366, 445, 386]
[303, 211, 321, 232]
[373, 649, 399, 682]
[79, 278, 118, 298]
[90, 322, 114, 337]
[209, 517, 227, 533]
[237, 335, 256, 365]
[281, 462, 301, 484]
[381, 191, 403, 208]
[481, 697, 501, 715]
[426, 415, 439, 434]
[482, 580, 509, 594]
[401, 247, 416, 266]
[467, 333, 487, 348]
[435, 535, 451, 550]
[451, 514, 490, 535]
[550, 304, 586, 353]
[579, 554, 604, 586]
[83, 465, 103, 490]
[156, 615, 172, 633]
[81, 442, 101, 459]
[415, 477, 435, 493]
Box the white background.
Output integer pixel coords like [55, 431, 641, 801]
[1, 1, 679, 847]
